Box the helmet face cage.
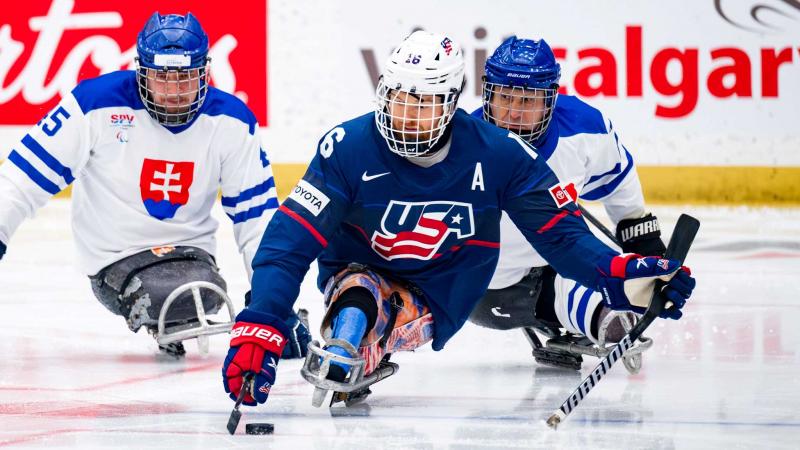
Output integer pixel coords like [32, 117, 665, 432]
[482, 80, 558, 144]
[135, 57, 210, 127]
[373, 31, 465, 158]
[375, 78, 460, 158]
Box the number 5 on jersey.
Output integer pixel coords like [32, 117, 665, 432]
[37, 106, 71, 137]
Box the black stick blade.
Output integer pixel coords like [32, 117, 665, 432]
[226, 374, 253, 435]
[227, 408, 242, 435]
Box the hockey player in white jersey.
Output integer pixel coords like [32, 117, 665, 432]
[468, 36, 668, 373]
[0, 12, 310, 358]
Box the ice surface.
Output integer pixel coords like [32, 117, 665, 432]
[1, 202, 798, 449]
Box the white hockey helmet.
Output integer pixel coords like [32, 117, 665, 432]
[375, 31, 465, 157]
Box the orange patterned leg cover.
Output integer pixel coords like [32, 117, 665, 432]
[321, 267, 434, 375]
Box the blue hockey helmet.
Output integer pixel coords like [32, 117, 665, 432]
[482, 36, 561, 145]
[135, 12, 210, 127]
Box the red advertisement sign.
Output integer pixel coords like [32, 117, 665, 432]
[0, 0, 268, 125]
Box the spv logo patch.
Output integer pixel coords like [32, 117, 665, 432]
[371, 201, 474, 260]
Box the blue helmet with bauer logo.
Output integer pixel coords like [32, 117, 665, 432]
[482, 36, 561, 144]
[135, 12, 210, 127]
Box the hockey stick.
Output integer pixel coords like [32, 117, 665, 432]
[226, 373, 254, 435]
[577, 203, 621, 247]
[546, 213, 700, 429]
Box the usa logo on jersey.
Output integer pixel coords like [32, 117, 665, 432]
[371, 201, 475, 260]
[139, 159, 195, 220]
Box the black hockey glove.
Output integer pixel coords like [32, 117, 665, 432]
[0, 240, 5, 260]
[615, 213, 667, 256]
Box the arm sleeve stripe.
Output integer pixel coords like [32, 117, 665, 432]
[582, 149, 634, 201]
[463, 239, 500, 248]
[278, 204, 328, 247]
[535, 208, 582, 234]
[226, 197, 279, 224]
[221, 176, 276, 207]
[536, 210, 569, 234]
[586, 162, 622, 185]
[575, 288, 594, 335]
[7, 150, 61, 195]
[21, 134, 75, 184]
[566, 282, 581, 330]
[585, 132, 625, 184]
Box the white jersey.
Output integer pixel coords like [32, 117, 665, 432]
[0, 71, 277, 277]
[474, 95, 646, 289]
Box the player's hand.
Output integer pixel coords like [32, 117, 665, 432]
[616, 213, 667, 256]
[281, 309, 312, 359]
[244, 292, 311, 360]
[0, 240, 6, 260]
[598, 254, 695, 320]
[222, 309, 289, 406]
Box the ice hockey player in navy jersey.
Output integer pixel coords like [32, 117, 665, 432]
[467, 36, 672, 373]
[0, 12, 309, 359]
[221, 31, 695, 408]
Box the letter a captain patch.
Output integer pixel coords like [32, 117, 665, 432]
[471, 162, 485, 191]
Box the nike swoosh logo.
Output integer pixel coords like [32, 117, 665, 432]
[362, 171, 390, 182]
[491, 307, 511, 318]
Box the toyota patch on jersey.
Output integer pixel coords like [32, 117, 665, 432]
[548, 183, 577, 208]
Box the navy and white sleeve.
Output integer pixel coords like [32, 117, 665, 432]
[0, 92, 92, 248]
[219, 114, 279, 280]
[248, 126, 353, 320]
[500, 133, 619, 289]
[581, 117, 646, 225]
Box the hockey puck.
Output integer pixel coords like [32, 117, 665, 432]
[245, 423, 274, 435]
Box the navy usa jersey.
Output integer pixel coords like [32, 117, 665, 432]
[250, 109, 617, 350]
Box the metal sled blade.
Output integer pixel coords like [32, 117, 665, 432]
[156, 281, 236, 353]
[301, 340, 398, 407]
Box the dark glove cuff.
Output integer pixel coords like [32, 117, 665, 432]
[616, 213, 662, 244]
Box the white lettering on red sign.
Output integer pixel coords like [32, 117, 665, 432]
[0, 0, 241, 120]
